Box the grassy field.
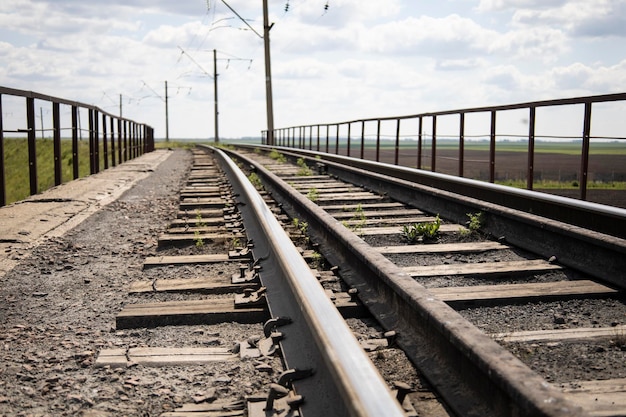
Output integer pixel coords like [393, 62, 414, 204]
[348, 138, 626, 155]
[3, 137, 624, 206]
[0, 138, 211, 205]
[3, 138, 104, 205]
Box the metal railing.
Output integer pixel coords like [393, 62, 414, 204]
[0, 86, 155, 207]
[263, 92, 626, 202]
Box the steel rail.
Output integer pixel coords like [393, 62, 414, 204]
[220, 145, 590, 417]
[204, 145, 405, 417]
[255, 145, 626, 237]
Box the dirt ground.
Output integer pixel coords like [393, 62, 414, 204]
[0, 150, 281, 416]
[360, 148, 626, 208]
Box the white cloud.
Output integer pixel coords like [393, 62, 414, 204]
[0, 0, 624, 139]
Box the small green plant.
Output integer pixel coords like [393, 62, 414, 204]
[194, 210, 207, 247]
[309, 251, 323, 269]
[292, 218, 310, 244]
[296, 158, 313, 176]
[269, 149, 286, 163]
[194, 231, 204, 247]
[460, 211, 484, 237]
[402, 215, 441, 243]
[248, 172, 263, 189]
[467, 212, 484, 232]
[348, 204, 367, 235]
[306, 187, 319, 202]
[292, 218, 309, 235]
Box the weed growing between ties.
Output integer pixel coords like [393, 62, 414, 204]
[269, 149, 286, 163]
[248, 172, 263, 190]
[402, 215, 441, 243]
[296, 158, 313, 176]
[306, 188, 319, 202]
[459, 212, 484, 238]
[341, 204, 367, 235]
[292, 218, 310, 244]
[194, 209, 206, 248]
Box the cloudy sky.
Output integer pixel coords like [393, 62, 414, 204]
[1, 0, 625, 139]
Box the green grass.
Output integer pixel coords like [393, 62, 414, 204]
[3, 137, 108, 205]
[155, 139, 209, 149]
[496, 179, 626, 190]
[347, 138, 626, 155]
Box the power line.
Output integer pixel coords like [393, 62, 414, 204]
[220, 0, 263, 39]
[177, 46, 214, 79]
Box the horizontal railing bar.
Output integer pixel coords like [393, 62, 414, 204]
[271, 92, 626, 130]
[0, 86, 142, 124]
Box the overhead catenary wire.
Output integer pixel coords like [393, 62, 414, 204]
[177, 46, 214, 79]
[220, 0, 263, 39]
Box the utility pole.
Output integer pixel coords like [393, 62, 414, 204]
[165, 81, 170, 142]
[214, 49, 219, 143]
[262, 0, 275, 145]
[119, 94, 123, 118]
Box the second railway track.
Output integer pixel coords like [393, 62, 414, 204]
[217, 144, 626, 417]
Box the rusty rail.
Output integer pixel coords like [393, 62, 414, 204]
[0, 86, 155, 207]
[263, 92, 626, 202]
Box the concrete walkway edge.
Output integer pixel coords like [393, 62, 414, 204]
[0, 149, 174, 279]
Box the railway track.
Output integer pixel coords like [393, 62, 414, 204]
[4, 145, 622, 416]
[94, 147, 422, 417]
[212, 144, 626, 417]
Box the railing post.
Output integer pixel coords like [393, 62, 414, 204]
[309, 125, 313, 150]
[347, 122, 351, 157]
[102, 113, 109, 169]
[110, 116, 116, 167]
[72, 106, 79, 179]
[26, 96, 38, 196]
[316, 125, 320, 151]
[394, 119, 401, 165]
[94, 109, 100, 173]
[489, 110, 496, 182]
[431, 115, 437, 172]
[335, 124, 339, 154]
[148, 126, 155, 152]
[325, 124, 329, 153]
[417, 116, 423, 169]
[360, 120, 365, 159]
[123, 120, 128, 162]
[376, 119, 381, 162]
[527, 106, 536, 190]
[0, 94, 5, 207]
[459, 112, 465, 177]
[88, 109, 95, 174]
[53, 102, 62, 185]
[117, 118, 123, 164]
[131, 123, 136, 158]
[580, 102, 592, 200]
